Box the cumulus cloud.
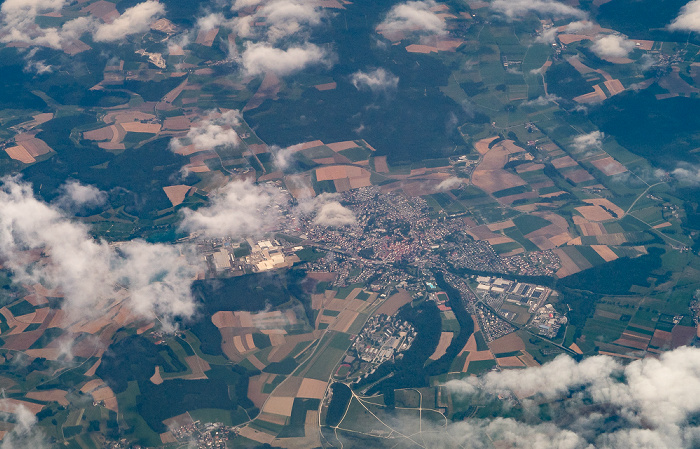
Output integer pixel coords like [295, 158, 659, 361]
[93, 1, 165, 42]
[0, 178, 198, 329]
[436, 177, 462, 191]
[669, 0, 700, 32]
[233, 0, 326, 42]
[572, 131, 603, 152]
[490, 0, 586, 20]
[0, 404, 51, 449]
[179, 179, 287, 238]
[351, 68, 399, 93]
[170, 110, 242, 152]
[591, 34, 636, 59]
[55, 180, 107, 210]
[272, 145, 296, 171]
[669, 163, 700, 185]
[240, 42, 332, 76]
[297, 193, 356, 227]
[523, 93, 562, 106]
[0, 0, 164, 48]
[435, 347, 700, 448]
[377, 0, 446, 36]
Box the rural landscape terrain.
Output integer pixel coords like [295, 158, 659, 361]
[0, 0, 698, 447]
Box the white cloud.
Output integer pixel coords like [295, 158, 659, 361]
[535, 26, 558, 44]
[572, 131, 603, 152]
[170, 110, 242, 152]
[437, 347, 700, 449]
[523, 93, 562, 106]
[669, 0, 700, 33]
[55, 180, 107, 210]
[297, 193, 356, 227]
[351, 68, 399, 93]
[0, 404, 51, 449]
[93, 1, 165, 42]
[0, 178, 198, 329]
[377, 0, 446, 36]
[669, 163, 700, 185]
[252, 0, 325, 42]
[272, 145, 296, 171]
[0, 0, 164, 48]
[240, 42, 332, 76]
[436, 177, 462, 191]
[490, 0, 586, 20]
[179, 179, 287, 238]
[591, 34, 635, 59]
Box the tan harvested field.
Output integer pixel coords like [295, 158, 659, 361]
[329, 310, 359, 332]
[25, 389, 69, 406]
[569, 343, 583, 354]
[489, 332, 525, 353]
[613, 338, 648, 350]
[248, 373, 274, 408]
[583, 198, 624, 217]
[436, 39, 464, 51]
[563, 169, 595, 183]
[604, 79, 625, 96]
[258, 412, 288, 426]
[307, 272, 337, 282]
[373, 156, 389, 173]
[15, 134, 51, 157]
[239, 426, 276, 444]
[84, 358, 101, 377]
[633, 39, 654, 50]
[91, 385, 116, 402]
[98, 142, 125, 150]
[558, 34, 593, 44]
[5, 146, 35, 164]
[327, 141, 359, 152]
[316, 165, 369, 181]
[592, 245, 618, 262]
[0, 399, 44, 415]
[185, 355, 211, 379]
[195, 27, 219, 46]
[163, 116, 191, 130]
[429, 332, 453, 360]
[474, 136, 498, 155]
[650, 330, 673, 349]
[150, 366, 163, 385]
[81, 379, 105, 394]
[160, 432, 177, 444]
[591, 156, 627, 175]
[566, 55, 595, 74]
[472, 143, 528, 194]
[551, 156, 578, 169]
[487, 220, 515, 231]
[374, 289, 412, 316]
[84, 127, 114, 141]
[574, 216, 606, 236]
[554, 248, 582, 277]
[264, 396, 295, 416]
[163, 185, 191, 207]
[297, 378, 328, 399]
[497, 356, 525, 367]
[315, 82, 337, 91]
[574, 84, 607, 103]
[244, 72, 281, 111]
[406, 44, 438, 53]
[120, 122, 161, 133]
[515, 163, 544, 173]
[576, 205, 614, 222]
